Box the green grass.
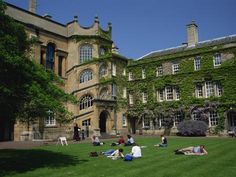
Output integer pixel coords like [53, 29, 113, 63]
[0, 137, 236, 177]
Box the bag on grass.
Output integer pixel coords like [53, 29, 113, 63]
[90, 151, 98, 157]
[124, 154, 133, 161]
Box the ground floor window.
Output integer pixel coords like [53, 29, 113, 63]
[122, 114, 127, 126]
[209, 111, 218, 127]
[45, 110, 56, 126]
[82, 119, 91, 126]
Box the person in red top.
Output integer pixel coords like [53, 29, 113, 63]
[118, 136, 125, 145]
[111, 136, 125, 146]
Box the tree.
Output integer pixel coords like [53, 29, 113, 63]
[0, 1, 75, 139]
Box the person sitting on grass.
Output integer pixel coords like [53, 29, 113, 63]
[111, 136, 125, 146]
[91, 135, 103, 146]
[175, 145, 208, 155]
[154, 135, 168, 147]
[124, 135, 135, 146]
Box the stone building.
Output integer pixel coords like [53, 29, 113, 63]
[2, 1, 236, 141]
[126, 22, 236, 135]
[4, 1, 128, 141]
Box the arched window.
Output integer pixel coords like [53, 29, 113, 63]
[46, 43, 55, 70]
[99, 64, 107, 77]
[99, 88, 109, 99]
[80, 69, 93, 83]
[80, 95, 93, 110]
[80, 44, 92, 64]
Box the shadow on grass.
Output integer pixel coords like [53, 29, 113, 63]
[0, 149, 88, 176]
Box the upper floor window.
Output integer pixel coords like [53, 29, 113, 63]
[123, 68, 126, 76]
[46, 43, 55, 70]
[99, 64, 107, 77]
[156, 65, 163, 77]
[112, 84, 116, 97]
[45, 110, 56, 126]
[80, 95, 93, 110]
[100, 47, 106, 56]
[196, 85, 203, 98]
[195, 81, 223, 98]
[194, 56, 201, 70]
[80, 69, 93, 83]
[129, 94, 134, 105]
[122, 87, 127, 98]
[172, 63, 180, 74]
[112, 62, 116, 76]
[128, 72, 133, 81]
[157, 86, 180, 102]
[80, 44, 92, 64]
[142, 69, 146, 79]
[142, 92, 147, 103]
[205, 81, 214, 98]
[213, 53, 221, 67]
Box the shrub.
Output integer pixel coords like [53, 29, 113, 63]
[177, 120, 208, 136]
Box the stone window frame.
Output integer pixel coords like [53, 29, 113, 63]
[79, 95, 93, 110]
[80, 44, 93, 64]
[79, 69, 93, 83]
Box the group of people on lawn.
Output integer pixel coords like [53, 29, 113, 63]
[91, 134, 208, 161]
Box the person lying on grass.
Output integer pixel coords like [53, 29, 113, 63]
[175, 145, 208, 155]
[101, 148, 124, 160]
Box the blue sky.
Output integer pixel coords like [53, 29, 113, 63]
[4, 0, 236, 59]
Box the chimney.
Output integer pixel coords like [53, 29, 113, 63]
[29, 0, 36, 13]
[187, 21, 198, 46]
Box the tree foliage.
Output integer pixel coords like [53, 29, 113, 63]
[0, 0, 75, 125]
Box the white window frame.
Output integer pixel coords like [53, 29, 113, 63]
[158, 90, 164, 102]
[209, 111, 218, 127]
[122, 87, 127, 98]
[142, 69, 146, 79]
[205, 81, 214, 98]
[82, 119, 91, 126]
[156, 65, 163, 77]
[142, 92, 147, 103]
[142, 115, 150, 129]
[175, 87, 180, 100]
[173, 112, 183, 127]
[196, 85, 203, 98]
[129, 94, 134, 105]
[112, 83, 116, 97]
[128, 72, 133, 81]
[112, 62, 116, 76]
[216, 82, 223, 97]
[191, 112, 201, 121]
[123, 68, 126, 76]
[172, 63, 179, 74]
[194, 56, 201, 71]
[166, 87, 173, 100]
[213, 53, 221, 67]
[45, 110, 56, 126]
[122, 114, 127, 126]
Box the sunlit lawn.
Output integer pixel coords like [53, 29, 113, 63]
[0, 136, 236, 177]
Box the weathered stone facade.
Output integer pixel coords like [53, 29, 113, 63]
[3, 1, 236, 141]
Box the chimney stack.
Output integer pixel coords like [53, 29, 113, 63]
[29, 0, 36, 13]
[187, 21, 198, 47]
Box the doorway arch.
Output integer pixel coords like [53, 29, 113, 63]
[227, 110, 236, 130]
[99, 111, 108, 133]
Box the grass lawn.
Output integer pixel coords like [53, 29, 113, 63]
[0, 136, 236, 177]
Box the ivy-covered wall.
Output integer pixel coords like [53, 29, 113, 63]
[126, 43, 236, 133]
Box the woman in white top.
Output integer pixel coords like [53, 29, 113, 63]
[131, 145, 142, 158]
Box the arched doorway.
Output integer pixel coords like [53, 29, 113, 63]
[99, 111, 107, 133]
[227, 110, 236, 130]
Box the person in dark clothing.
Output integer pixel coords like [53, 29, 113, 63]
[73, 123, 80, 141]
[154, 135, 167, 147]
